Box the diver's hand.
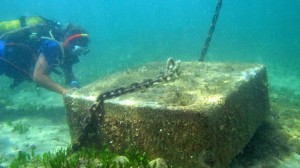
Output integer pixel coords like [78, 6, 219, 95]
[62, 88, 79, 96]
[62, 88, 70, 96]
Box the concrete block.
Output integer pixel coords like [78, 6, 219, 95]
[64, 61, 269, 167]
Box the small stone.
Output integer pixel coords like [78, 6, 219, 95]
[148, 158, 168, 168]
[93, 158, 102, 167]
[110, 155, 129, 167]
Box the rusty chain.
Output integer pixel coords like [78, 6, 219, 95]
[72, 58, 181, 150]
[92, 57, 180, 111]
[199, 0, 222, 62]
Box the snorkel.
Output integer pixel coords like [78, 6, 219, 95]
[62, 33, 89, 58]
[63, 34, 89, 47]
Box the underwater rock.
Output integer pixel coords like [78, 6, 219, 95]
[64, 62, 269, 167]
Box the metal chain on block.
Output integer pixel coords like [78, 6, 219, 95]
[72, 58, 181, 150]
[199, 0, 222, 62]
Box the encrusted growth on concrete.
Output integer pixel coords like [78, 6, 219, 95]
[64, 62, 269, 167]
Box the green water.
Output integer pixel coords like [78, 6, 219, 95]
[1, 0, 300, 167]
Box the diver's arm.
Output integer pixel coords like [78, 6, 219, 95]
[62, 64, 78, 87]
[33, 53, 69, 95]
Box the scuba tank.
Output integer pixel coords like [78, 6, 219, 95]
[0, 16, 46, 36]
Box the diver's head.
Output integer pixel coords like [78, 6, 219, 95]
[62, 24, 89, 57]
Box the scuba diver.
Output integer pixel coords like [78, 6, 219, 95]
[0, 16, 89, 95]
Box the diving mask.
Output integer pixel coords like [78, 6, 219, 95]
[72, 45, 89, 56]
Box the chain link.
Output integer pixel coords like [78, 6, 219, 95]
[199, 0, 222, 62]
[72, 58, 181, 150]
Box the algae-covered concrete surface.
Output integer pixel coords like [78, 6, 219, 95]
[64, 61, 269, 167]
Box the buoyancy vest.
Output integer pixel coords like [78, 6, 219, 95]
[0, 16, 47, 36]
[0, 16, 64, 88]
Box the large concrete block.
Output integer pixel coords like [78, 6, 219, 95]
[64, 61, 269, 167]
